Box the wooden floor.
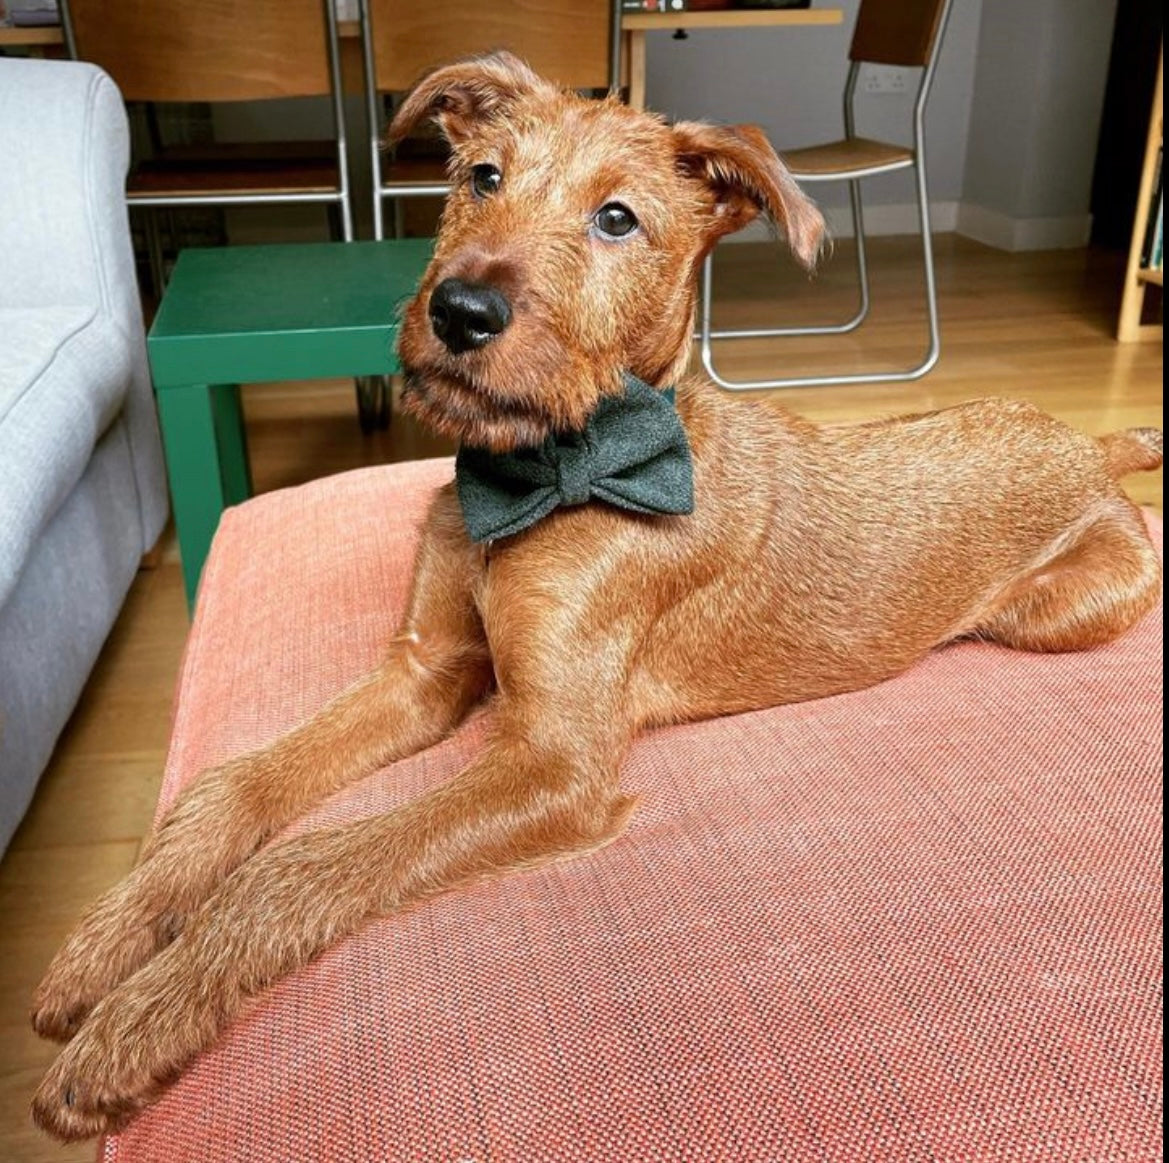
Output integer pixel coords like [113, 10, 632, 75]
[0, 237, 1161, 1161]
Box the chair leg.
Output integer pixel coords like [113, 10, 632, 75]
[355, 376, 391, 434]
[700, 178, 871, 345]
[354, 186, 393, 432]
[375, 377, 392, 429]
[355, 377, 378, 435]
[699, 163, 941, 392]
[845, 178, 872, 331]
[145, 211, 168, 299]
[911, 158, 942, 381]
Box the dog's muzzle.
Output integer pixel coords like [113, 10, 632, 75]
[428, 278, 512, 355]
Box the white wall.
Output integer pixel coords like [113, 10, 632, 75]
[958, 0, 1119, 250]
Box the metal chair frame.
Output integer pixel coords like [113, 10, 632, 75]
[698, 0, 955, 391]
[60, 0, 354, 248]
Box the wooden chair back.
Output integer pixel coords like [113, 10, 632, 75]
[63, 0, 336, 103]
[849, 0, 948, 68]
[366, 0, 614, 93]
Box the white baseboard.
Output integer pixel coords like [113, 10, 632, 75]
[954, 203, 1092, 251]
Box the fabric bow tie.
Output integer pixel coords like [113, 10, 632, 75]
[455, 373, 695, 544]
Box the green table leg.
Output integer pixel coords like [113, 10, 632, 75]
[156, 383, 253, 612]
[211, 383, 253, 505]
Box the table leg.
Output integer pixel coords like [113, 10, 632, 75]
[628, 30, 647, 111]
[156, 383, 252, 611]
[210, 383, 253, 505]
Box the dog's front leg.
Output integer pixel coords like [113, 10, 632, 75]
[32, 491, 491, 1042]
[31, 718, 636, 1141]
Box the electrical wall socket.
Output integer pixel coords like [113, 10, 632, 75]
[861, 65, 911, 95]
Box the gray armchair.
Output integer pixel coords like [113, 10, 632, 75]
[0, 58, 169, 853]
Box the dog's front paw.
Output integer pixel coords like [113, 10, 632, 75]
[31, 902, 169, 1042]
[31, 931, 226, 1141]
[29, 977, 91, 1045]
[30, 1006, 176, 1141]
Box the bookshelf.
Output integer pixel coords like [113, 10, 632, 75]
[1117, 45, 1163, 343]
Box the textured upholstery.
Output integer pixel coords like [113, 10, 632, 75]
[0, 307, 131, 608]
[0, 423, 146, 844]
[0, 59, 169, 853]
[105, 461, 1162, 1162]
[0, 59, 168, 562]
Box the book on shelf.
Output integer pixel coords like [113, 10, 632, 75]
[622, 1, 691, 12]
[1139, 144, 1163, 271]
[2, 0, 59, 27]
[1150, 194, 1162, 270]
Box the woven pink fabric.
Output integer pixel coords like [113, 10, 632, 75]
[103, 460, 1163, 1163]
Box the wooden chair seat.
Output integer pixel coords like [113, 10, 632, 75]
[780, 137, 914, 178]
[127, 141, 342, 198]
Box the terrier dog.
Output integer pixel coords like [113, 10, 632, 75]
[32, 53, 1162, 1140]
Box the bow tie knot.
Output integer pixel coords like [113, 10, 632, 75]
[455, 373, 695, 544]
[556, 440, 593, 507]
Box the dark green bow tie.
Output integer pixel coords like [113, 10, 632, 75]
[455, 373, 695, 543]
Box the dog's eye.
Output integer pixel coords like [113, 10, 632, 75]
[470, 164, 502, 199]
[593, 202, 639, 240]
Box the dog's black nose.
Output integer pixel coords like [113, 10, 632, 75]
[428, 278, 512, 354]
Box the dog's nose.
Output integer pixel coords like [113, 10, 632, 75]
[428, 278, 512, 354]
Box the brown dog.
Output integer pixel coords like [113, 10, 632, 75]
[31, 53, 1162, 1140]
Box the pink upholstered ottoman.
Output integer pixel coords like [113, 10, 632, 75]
[104, 460, 1162, 1162]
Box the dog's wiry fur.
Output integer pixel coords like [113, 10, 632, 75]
[31, 54, 1162, 1140]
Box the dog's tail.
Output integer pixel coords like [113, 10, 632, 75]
[1098, 427, 1163, 479]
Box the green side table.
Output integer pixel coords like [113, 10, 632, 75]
[147, 239, 432, 611]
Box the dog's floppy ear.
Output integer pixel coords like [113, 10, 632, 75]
[672, 121, 825, 270]
[387, 51, 546, 146]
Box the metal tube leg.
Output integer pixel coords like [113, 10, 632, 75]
[701, 164, 941, 391]
[372, 189, 385, 242]
[699, 182, 873, 344]
[911, 159, 942, 379]
[847, 178, 871, 329]
[355, 377, 378, 434]
[699, 165, 941, 390]
[145, 211, 167, 298]
[698, 251, 715, 355]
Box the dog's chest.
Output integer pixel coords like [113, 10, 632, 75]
[468, 535, 583, 658]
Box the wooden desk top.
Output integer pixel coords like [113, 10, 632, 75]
[0, 24, 62, 45]
[622, 9, 842, 31]
[0, 9, 844, 48]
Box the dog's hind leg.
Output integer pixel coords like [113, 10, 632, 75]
[977, 496, 1161, 653]
[32, 726, 636, 1141]
[32, 489, 491, 1043]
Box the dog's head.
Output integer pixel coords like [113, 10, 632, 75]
[390, 52, 824, 451]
